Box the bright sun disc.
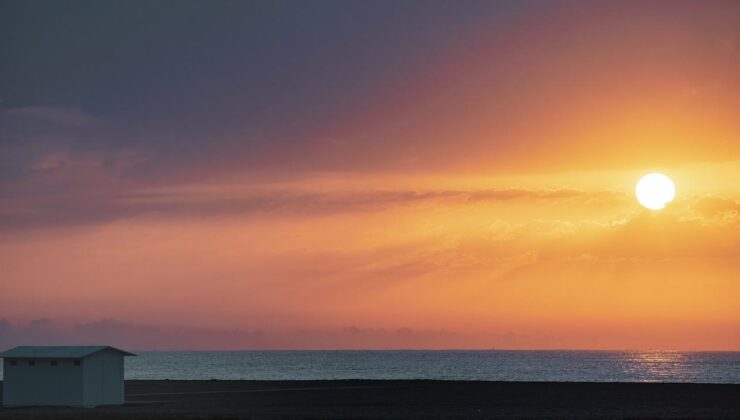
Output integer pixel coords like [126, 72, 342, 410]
[635, 173, 675, 210]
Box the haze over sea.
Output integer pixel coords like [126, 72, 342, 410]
[83, 350, 740, 383]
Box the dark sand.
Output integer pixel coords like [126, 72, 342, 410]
[2, 380, 740, 419]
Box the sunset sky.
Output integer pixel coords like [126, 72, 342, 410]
[1, 0, 740, 350]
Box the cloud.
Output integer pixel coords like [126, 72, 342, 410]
[31, 153, 75, 172]
[693, 196, 740, 222]
[569, 204, 740, 260]
[348, 197, 740, 284]
[2, 193, 739, 350]
[0, 318, 546, 351]
[0, 182, 619, 233]
[1, 106, 101, 127]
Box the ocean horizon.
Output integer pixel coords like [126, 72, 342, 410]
[4, 349, 736, 384]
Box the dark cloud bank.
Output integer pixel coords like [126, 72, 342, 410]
[0, 185, 617, 233]
[0, 318, 547, 351]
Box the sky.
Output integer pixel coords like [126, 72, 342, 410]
[1, 0, 740, 350]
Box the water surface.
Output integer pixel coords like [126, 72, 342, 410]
[116, 350, 740, 383]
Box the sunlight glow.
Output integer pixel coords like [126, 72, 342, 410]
[635, 173, 676, 210]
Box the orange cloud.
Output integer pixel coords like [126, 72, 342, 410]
[2, 171, 739, 350]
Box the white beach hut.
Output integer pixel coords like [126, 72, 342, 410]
[1, 345, 136, 407]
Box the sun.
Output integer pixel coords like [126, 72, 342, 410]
[635, 173, 675, 210]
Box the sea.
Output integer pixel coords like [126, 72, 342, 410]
[123, 350, 740, 383]
[2, 350, 739, 383]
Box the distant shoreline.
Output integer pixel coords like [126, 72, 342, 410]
[2, 380, 740, 419]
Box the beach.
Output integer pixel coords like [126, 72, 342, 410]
[2, 380, 740, 419]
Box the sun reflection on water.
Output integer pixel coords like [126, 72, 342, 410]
[617, 351, 699, 382]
